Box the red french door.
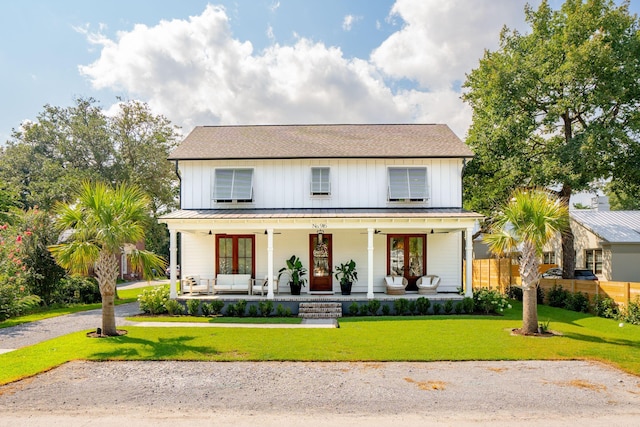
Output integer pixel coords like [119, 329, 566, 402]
[309, 234, 332, 292]
[387, 234, 426, 291]
[216, 235, 255, 275]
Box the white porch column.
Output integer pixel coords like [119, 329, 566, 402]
[367, 227, 375, 299]
[465, 227, 473, 298]
[169, 228, 178, 299]
[267, 228, 275, 299]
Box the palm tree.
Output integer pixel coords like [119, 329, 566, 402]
[49, 181, 166, 336]
[484, 188, 569, 334]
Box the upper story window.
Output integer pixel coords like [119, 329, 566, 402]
[311, 167, 331, 196]
[213, 168, 254, 203]
[388, 167, 428, 202]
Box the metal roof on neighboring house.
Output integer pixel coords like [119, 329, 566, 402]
[571, 211, 640, 243]
[168, 124, 474, 160]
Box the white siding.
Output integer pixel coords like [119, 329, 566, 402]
[427, 232, 462, 293]
[180, 232, 216, 282]
[179, 158, 464, 209]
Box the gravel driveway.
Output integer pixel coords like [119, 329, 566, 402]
[0, 360, 638, 426]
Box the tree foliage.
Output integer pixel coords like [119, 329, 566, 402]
[49, 182, 166, 335]
[463, 0, 640, 276]
[0, 97, 181, 257]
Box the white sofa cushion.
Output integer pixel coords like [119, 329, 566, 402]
[214, 274, 251, 292]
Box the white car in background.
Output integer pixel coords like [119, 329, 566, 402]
[165, 265, 180, 279]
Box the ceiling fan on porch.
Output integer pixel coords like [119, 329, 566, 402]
[358, 229, 386, 234]
[428, 229, 450, 234]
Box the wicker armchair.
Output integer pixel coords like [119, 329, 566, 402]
[384, 275, 408, 295]
[416, 275, 441, 295]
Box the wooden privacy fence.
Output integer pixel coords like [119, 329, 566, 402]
[467, 259, 640, 307]
[468, 258, 513, 294]
[538, 279, 640, 307]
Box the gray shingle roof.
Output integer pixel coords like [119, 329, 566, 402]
[168, 124, 473, 160]
[571, 211, 640, 243]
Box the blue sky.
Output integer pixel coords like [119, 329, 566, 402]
[1, 0, 638, 143]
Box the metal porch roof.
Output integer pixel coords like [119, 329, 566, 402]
[160, 207, 483, 221]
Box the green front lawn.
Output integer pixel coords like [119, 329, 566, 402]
[0, 285, 160, 329]
[1, 301, 638, 385]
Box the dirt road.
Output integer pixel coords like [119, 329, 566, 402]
[0, 360, 638, 426]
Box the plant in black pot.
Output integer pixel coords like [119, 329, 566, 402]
[278, 255, 307, 295]
[335, 259, 357, 295]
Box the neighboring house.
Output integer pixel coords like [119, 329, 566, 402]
[570, 211, 640, 282]
[475, 210, 640, 283]
[159, 124, 483, 299]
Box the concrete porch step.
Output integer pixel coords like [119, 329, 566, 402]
[298, 302, 342, 319]
[300, 312, 342, 319]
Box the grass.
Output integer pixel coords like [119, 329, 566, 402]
[0, 301, 638, 386]
[130, 315, 302, 324]
[0, 284, 159, 329]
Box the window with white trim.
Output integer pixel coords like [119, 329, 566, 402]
[387, 167, 428, 202]
[310, 167, 331, 196]
[542, 251, 556, 264]
[213, 168, 254, 202]
[585, 249, 603, 274]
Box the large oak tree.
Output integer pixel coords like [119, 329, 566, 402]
[0, 97, 181, 257]
[463, 0, 640, 277]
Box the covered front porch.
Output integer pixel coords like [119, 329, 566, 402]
[159, 208, 482, 301]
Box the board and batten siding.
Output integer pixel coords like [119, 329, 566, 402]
[178, 158, 464, 209]
[426, 231, 462, 293]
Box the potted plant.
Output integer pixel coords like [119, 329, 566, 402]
[335, 259, 358, 295]
[278, 255, 307, 295]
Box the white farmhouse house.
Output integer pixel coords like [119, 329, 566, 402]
[159, 124, 482, 299]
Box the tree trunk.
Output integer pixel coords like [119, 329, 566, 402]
[559, 184, 576, 279]
[95, 251, 120, 336]
[101, 293, 117, 336]
[522, 286, 539, 334]
[519, 240, 540, 334]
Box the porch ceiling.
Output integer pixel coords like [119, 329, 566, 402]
[160, 208, 483, 232]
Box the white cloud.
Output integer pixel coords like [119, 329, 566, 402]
[342, 15, 361, 32]
[371, 0, 530, 90]
[79, 2, 536, 139]
[80, 5, 406, 132]
[269, 1, 280, 13]
[266, 24, 275, 42]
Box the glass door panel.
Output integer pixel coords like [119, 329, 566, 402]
[218, 237, 233, 274]
[387, 234, 426, 291]
[237, 237, 253, 275]
[389, 237, 405, 276]
[407, 237, 424, 278]
[309, 234, 332, 292]
[216, 235, 255, 275]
